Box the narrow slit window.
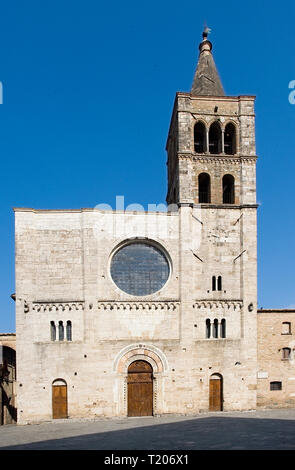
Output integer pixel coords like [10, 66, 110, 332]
[50, 321, 56, 341]
[206, 319, 211, 339]
[221, 319, 226, 338]
[217, 276, 222, 291]
[213, 319, 218, 338]
[58, 321, 64, 341]
[212, 276, 216, 291]
[66, 321, 72, 341]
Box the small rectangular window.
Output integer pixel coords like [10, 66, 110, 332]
[282, 322, 291, 335]
[270, 381, 282, 391]
[282, 348, 291, 360]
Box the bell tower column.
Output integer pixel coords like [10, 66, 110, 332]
[166, 29, 258, 411]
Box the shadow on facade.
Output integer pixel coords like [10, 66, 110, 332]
[0, 345, 17, 425]
[1, 386, 17, 424]
[1, 415, 295, 450]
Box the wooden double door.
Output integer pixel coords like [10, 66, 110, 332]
[127, 361, 153, 417]
[209, 374, 223, 411]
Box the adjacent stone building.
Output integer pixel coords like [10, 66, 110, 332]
[11, 30, 291, 424]
[257, 309, 295, 408]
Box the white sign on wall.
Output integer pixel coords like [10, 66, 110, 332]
[257, 371, 268, 379]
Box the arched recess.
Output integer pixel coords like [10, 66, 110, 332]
[194, 121, 206, 153]
[52, 379, 68, 419]
[114, 344, 168, 417]
[209, 373, 223, 411]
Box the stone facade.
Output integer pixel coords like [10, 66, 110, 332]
[12, 31, 288, 424]
[14, 202, 258, 424]
[257, 310, 295, 408]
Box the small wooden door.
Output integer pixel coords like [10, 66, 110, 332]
[127, 361, 153, 417]
[52, 382, 68, 419]
[209, 374, 223, 411]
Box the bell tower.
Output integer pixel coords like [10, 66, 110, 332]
[166, 28, 257, 207]
[166, 28, 258, 411]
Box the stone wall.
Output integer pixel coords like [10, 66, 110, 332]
[257, 309, 295, 408]
[14, 201, 258, 423]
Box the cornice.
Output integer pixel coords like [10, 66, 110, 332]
[31, 301, 85, 312]
[178, 202, 259, 209]
[193, 299, 243, 309]
[178, 153, 257, 164]
[176, 92, 256, 101]
[97, 301, 180, 311]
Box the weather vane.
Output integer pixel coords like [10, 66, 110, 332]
[203, 22, 212, 39]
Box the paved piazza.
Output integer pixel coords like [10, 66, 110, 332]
[0, 409, 295, 450]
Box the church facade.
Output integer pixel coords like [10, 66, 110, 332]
[13, 30, 266, 424]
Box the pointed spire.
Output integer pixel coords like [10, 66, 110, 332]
[191, 27, 225, 96]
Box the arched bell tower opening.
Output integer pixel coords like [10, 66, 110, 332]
[222, 174, 235, 204]
[198, 172, 211, 203]
[194, 121, 206, 153]
[209, 121, 222, 154]
[224, 122, 236, 155]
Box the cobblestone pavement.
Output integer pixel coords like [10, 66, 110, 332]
[0, 409, 295, 450]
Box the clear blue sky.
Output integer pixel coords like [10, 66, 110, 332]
[0, 0, 294, 332]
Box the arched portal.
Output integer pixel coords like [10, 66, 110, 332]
[52, 379, 68, 419]
[127, 360, 153, 417]
[209, 374, 223, 411]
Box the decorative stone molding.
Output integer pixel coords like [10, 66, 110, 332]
[31, 301, 85, 313]
[97, 301, 180, 311]
[113, 343, 169, 374]
[193, 300, 243, 310]
[178, 154, 257, 164]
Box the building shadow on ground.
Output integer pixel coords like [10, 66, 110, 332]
[1, 415, 295, 450]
